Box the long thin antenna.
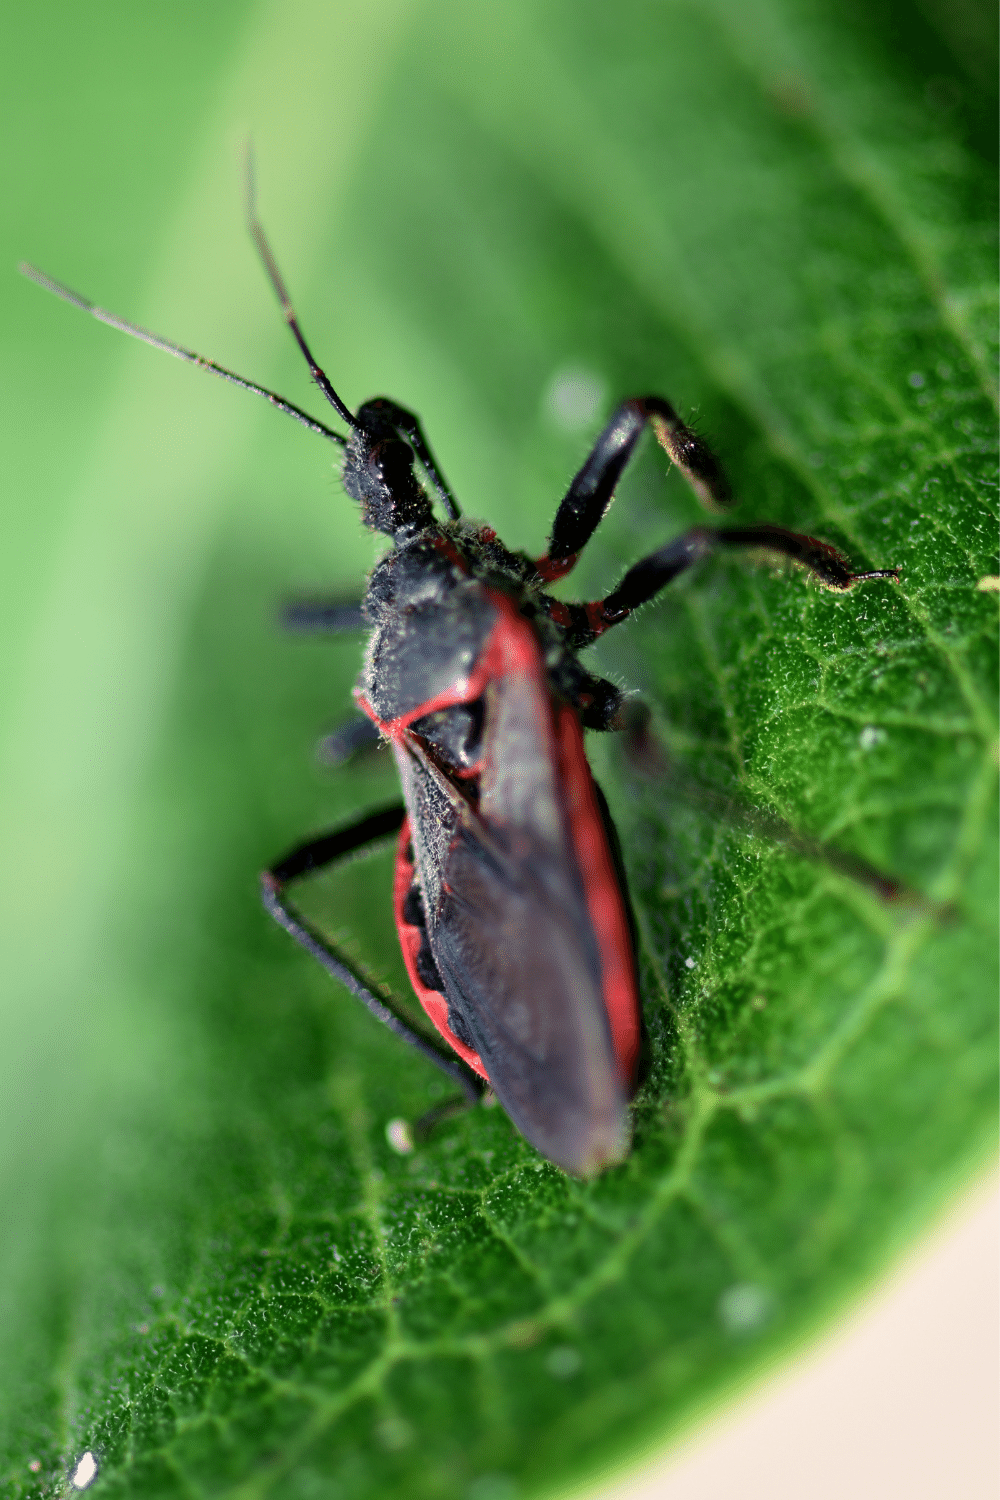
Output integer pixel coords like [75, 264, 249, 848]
[18, 262, 347, 447]
[245, 149, 361, 432]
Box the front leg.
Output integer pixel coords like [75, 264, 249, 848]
[555, 524, 899, 648]
[262, 804, 484, 1102]
[537, 396, 733, 582]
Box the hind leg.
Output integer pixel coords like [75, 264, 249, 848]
[263, 805, 484, 1102]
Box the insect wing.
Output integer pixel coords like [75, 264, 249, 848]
[435, 825, 630, 1176]
[408, 635, 632, 1177]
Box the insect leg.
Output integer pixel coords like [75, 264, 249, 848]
[355, 397, 461, 521]
[567, 670, 666, 779]
[262, 805, 484, 1102]
[281, 600, 367, 632]
[563, 666, 627, 731]
[537, 396, 732, 582]
[316, 715, 385, 767]
[618, 742, 925, 909]
[566, 524, 899, 643]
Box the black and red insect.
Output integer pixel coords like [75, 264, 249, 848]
[22, 204, 898, 1176]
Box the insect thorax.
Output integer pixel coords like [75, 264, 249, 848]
[358, 523, 564, 726]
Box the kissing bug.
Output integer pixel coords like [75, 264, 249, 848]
[21, 202, 898, 1177]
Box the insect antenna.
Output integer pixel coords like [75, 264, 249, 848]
[18, 261, 348, 447]
[245, 151, 361, 433]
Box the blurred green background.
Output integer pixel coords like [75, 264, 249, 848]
[2, 2, 996, 1498]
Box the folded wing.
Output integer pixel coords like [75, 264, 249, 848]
[404, 630, 631, 1176]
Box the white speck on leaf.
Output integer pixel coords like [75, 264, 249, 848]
[718, 1283, 774, 1335]
[546, 1346, 582, 1378]
[70, 1452, 98, 1490]
[468, 1475, 518, 1500]
[386, 1118, 415, 1154]
[375, 1415, 413, 1451]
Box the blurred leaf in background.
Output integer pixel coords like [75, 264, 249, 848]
[1, 0, 996, 1497]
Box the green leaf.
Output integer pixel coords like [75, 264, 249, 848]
[2, 1, 996, 1497]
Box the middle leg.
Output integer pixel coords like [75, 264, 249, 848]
[553, 524, 899, 648]
[281, 599, 367, 632]
[263, 805, 484, 1102]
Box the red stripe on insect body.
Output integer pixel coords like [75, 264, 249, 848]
[355, 669, 489, 740]
[553, 703, 641, 1086]
[476, 589, 548, 682]
[392, 819, 489, 1080]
